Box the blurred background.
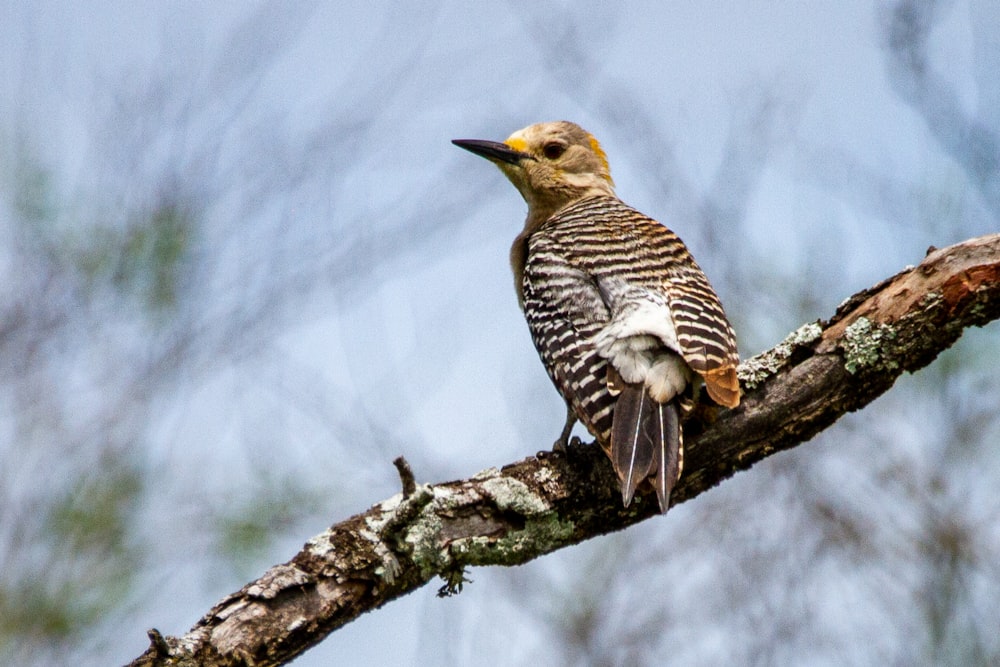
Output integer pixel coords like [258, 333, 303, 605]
[2, 1, 999, 665]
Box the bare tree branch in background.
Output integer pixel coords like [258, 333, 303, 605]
[128, 233, 999, 666]
[0, 6, 468, 661]
[883, 0, 1000, 216]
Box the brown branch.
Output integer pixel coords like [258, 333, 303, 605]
[127, 233, 1000, 667]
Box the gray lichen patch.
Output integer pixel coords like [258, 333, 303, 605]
[371, 547, 402, 584]
[356, 485, 437, 584]
[404, 472, 576, 577]
[842, 316, 898, 374]
[246, 564, 313, 599]
[401, 511, 448, 580]
[531, 464, 565, 497]
[305, 530, 335, 555]
[449, 512, 575, 566]
[533, 466, 557, 483]
[481, 476, 550, 515]
[786, 321, 824, 346]
[356, 470, 576, 588]
[739, 322, 823, 389]
[376, 493, 405, 513]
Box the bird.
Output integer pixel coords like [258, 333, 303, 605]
[453, 121, 740, 513]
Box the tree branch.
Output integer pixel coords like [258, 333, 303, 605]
[128, 234, 1000, 667]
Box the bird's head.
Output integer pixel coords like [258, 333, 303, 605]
[453, 121, 616, 226]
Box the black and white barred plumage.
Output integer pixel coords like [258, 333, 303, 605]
[454, 121, 740, 513]
[523, 195, 739, 509]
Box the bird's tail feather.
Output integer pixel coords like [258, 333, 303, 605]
[611, 386, 682, 513]
[651, 401, 681, 513]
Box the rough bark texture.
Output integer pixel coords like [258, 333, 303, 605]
[128, 234, 1000, 667]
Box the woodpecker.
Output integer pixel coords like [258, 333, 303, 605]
[453, 121, 740, 513]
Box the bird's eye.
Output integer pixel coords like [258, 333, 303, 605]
[542, 142, 566, 159]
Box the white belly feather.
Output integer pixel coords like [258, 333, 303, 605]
[590, 290, 691, 403]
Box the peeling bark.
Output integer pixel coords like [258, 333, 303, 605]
[127, 234, 1000, 667]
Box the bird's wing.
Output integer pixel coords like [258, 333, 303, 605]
[657, 240, 741, 408]
[522, 233, 616, 444]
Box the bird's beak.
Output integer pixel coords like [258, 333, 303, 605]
[452, 139, 530, 165]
